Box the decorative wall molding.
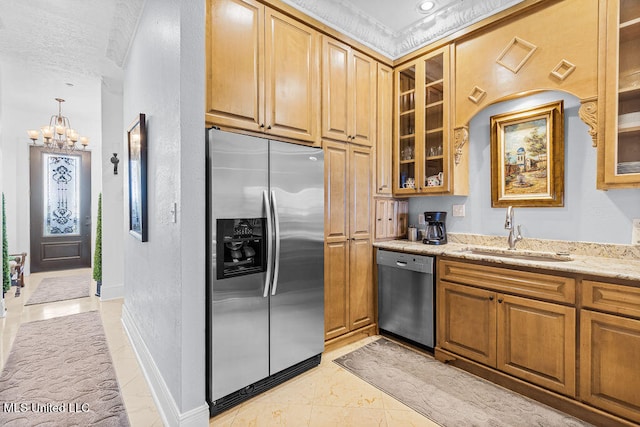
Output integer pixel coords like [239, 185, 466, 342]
[280, 0, 526, 59]
[550, 59, 576, 81]
[579, 97, 598, 148]
[454, 126, 469, 165]
[468, 86, 487, 104]
[496, 36, 537, 74]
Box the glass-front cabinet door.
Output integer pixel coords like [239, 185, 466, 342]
[601, 0, 640, 188]
[397, 64, 416, 193]
[394, 46, 450, 195]
[424, 51, 447, 192]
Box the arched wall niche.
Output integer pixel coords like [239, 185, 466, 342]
[452, 0, 600, 160]
[453, 89, 598, 167]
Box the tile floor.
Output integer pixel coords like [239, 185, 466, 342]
[1, 269, 437, 426]
[0, 268, 163, 426]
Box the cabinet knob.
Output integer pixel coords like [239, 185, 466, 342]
[267, 125, 272, 130]
[498, 298, 504, 303]
[489, 295, 494, 301]
[260, 123, 265, 128]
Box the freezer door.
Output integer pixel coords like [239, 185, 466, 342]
[207, 129, 270, 401]
[269, 140, 325, 374]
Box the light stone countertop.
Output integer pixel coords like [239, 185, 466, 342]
[374, 237, 640, 283]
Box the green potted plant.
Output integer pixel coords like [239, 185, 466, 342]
[2, 193, 10, 295]
[93, 193, 102, 297]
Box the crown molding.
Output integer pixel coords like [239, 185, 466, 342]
[280, 0, 525, 59]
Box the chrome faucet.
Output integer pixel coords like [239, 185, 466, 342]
[505, 206, 523, 250]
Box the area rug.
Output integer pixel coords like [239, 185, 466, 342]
[25, 274, 91, 306]
[0, 311, 130, 426]
[334, 338, 592, 427]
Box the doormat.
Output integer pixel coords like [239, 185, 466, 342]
[25, 274, 91, 306]
[334, 338, 592, 427]
[0, 311, 129, 426]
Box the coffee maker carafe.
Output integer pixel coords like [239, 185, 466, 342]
[423, 211, 447, 245]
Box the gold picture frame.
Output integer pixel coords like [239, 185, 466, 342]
[490, 101, 564, 207]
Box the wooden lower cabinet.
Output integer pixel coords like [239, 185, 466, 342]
[438, 281, 496, 366]
[498, 294, 576, 396]
[438, 266, 576, 397]
[580, 310, 640, 424]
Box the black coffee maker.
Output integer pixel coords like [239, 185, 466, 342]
[423, 211, 447, 245]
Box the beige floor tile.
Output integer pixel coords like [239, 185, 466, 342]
[384, 408, 439, 427]
[0, 269, 162, 427]
[309, 405, 388, 427]
[2, 270, 437, 426]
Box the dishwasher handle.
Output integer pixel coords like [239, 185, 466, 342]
[376, 249, 434, 274]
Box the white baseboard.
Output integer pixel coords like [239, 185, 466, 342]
[0, 297, 5, 318]
[121, 304, 210, 427]
[100, 282, 124, 300]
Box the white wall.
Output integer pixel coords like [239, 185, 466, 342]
[410, 91, 640, 244]
[122, 0, 207, 424]
[100, 77, 125, 299]
[0, 62, 103, 272]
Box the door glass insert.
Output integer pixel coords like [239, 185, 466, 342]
[216, 218, 266, 279]
[43, 153, 80, 236]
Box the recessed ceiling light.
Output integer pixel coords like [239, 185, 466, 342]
[417, 1, 435, 13]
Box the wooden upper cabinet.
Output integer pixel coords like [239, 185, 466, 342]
[206, 0, 320, 145]
[393, 45, 465, 196]
[376, 64, 393, 195]
[265, 9, 320, 143]
[322, 36, 377, 146]
[598, 0, 640, 188]
[206, 0, 263, 132]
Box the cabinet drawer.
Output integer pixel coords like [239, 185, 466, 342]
[582, 280, 640, 319]
[439, 259, 575, 304]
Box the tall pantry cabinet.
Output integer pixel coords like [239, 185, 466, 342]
[324, 141, 374, 342]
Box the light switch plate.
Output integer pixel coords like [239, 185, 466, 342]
[418, 214, 425, 225]
[633, 219, 640, 245]
[452, 204, 465, 217]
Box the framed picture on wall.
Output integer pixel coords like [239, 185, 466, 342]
[490, 101, 564, 207]
[127, 113, 148, 241]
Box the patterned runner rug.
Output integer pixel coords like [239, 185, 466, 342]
[334, 337, 592, 427]
[0, 311, 130, 426]
[25, 274, 91, 306]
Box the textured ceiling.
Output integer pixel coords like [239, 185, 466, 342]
[281, 0, 525, 59]
[0, 0, 143, 78]
[0, 0, 524, 79]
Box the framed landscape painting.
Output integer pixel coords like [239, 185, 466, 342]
[490, 101, 564, 207]
[127, 113, 148, 241]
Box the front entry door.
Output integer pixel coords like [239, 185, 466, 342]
[30, 146, 91, 272]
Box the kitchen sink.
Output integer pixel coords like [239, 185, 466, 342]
[461, 247, 573, 262]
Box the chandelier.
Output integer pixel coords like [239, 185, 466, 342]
[26, 98, 89, 152]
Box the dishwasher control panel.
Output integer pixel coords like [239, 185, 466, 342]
[376, 249, 433, 274]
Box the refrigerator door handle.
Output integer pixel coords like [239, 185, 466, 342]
[263, 190, 274, 298]
[271, 190, 281, 296]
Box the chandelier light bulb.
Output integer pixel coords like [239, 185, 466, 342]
[26, 98, 88, 153]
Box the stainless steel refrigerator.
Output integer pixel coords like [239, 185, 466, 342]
[206, 128, 324, 415]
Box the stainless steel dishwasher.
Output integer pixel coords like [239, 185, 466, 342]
[377, 249, 435, 349]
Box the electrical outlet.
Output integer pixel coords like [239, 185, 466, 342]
[452, 204, 465, 217]
[633, 219, 640, 245]
[418, 214, 425, 225]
